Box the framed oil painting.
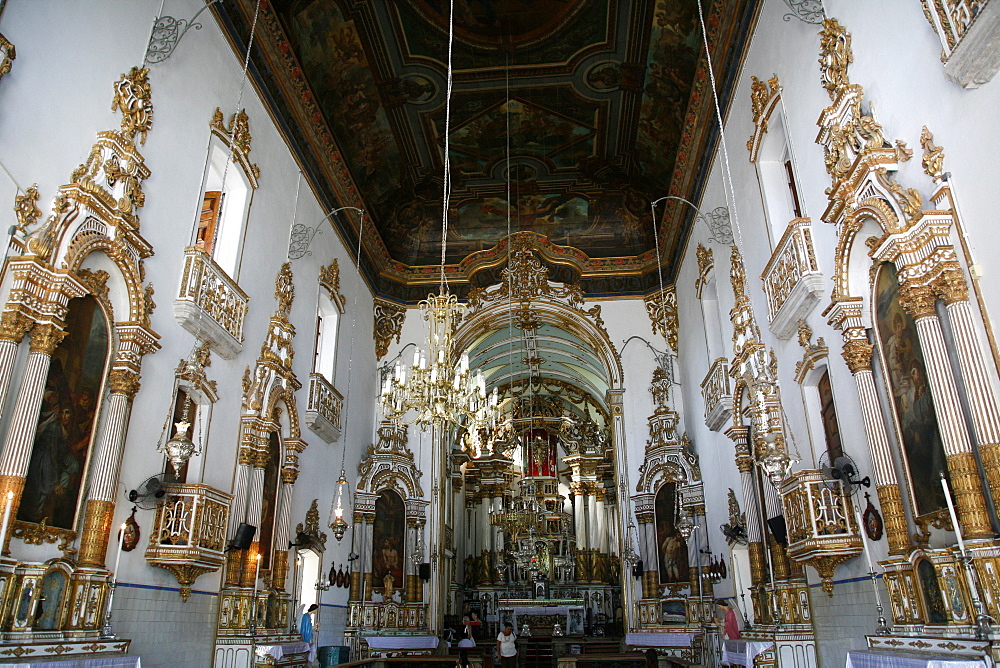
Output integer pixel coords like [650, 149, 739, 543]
[654, 482, 689, 585]
[20, 296, 108, 531]
[874, 264, 948, 516]
[372, 489, 405, 595]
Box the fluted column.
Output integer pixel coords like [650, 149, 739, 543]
[78, 369, 141, 567]
[937, 272, 1000, 513]
[271, 466, 297, 591]
[241, 457, 266, 585]
[572, 483, 588, 550]
[225, 448, 254, 586]
[362, 517, 374, 601]
[349, 512, 368, 601]
[727, 425, 768, 623]
[840, 331, 911, 553]
[0, 323, 66, 549]
[900, 283, 992, 538]
[0, 311, 32, 409]
[633, 494, 656, 598]
[585, 490, 598, 552]
[594, 489, 608, 553]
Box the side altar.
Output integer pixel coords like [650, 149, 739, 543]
[498, 599, 585, 636]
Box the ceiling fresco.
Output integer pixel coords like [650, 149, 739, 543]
[214, 0, 760, 302]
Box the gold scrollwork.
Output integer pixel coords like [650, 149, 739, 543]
[13, 184, 41, 234]
[921, 126, 946, 180]
[818, 18, 853, 99]
[373, 298, 405, 360]
[111, 66, 153, 145]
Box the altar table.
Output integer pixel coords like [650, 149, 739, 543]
[722, 639, 774, 667]
[363, 636, 441, 650]
[624, 632, 699, 648]
[498, 605, 585, 636]
[846, 649, 987, 668]
[255, 641, 312, 662]
[0, 658, 140, 668]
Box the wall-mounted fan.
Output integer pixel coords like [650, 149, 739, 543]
[127, 472, 174, 510]
[721, 523, 748, 545]
[819, 452, 871, 496]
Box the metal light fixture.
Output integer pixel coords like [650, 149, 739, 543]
[331, 469, 349, 541]
[159, 395, 200, 475]
[758, 441, 794, 487]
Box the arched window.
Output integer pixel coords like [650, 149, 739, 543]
[313, 290, 341, 382]
[195, 142, 252, 277]
[755, 108, 804, 246]
[20, 296, 109, 531]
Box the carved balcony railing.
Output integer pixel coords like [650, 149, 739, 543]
[174, 246, 249, 359]
[305, 373, 343, 443]
[779, 469, 862, 595]
[921, 0, 1000, 87]
[761, 218, 824, 339]
[700, 357, 732, 432]
[145, 483, 232, 600]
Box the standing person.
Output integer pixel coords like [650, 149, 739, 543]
[715, 599, 741, 640]
[458, 615, 476, 648]
[301, 603, 319, 664]
[496, 622, 518, 668]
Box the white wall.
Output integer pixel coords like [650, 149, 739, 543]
[0, 1, 376, 666]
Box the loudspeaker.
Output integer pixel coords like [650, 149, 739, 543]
[767, 515, 788, 546]
[418, 563, 431, 581]
[631, 559, 644, 579]
[230, 523, 256, 550]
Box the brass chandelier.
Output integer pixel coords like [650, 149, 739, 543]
[379, 294, 499, 429]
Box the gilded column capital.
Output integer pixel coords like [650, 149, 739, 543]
[28, 322, 66, 354]
[253, 449, 270, 469]
[841, 338, 874, 374]
[107, 368, 141, 398]
[934, 267, 969, 305]
[0, 311, 32, 343]
[281, 466, 298, 485]
[238, 446, 255, 467]
[897, 283, 938, 320]
[570, 481, 588, 496]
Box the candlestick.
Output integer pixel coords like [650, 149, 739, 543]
[112, 522, 126, 579]
[0, 490, 12, 554]
[940, 473, 967, 555]
[250, 553, 261, 632]
[854, 505, 876, 573]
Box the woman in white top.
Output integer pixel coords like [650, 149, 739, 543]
[496, 623, 517, 668]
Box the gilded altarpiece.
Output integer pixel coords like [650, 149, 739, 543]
[817, 17, 1000, 655]
[0, 65, 158, 658]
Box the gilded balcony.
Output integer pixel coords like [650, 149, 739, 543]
[761, 218, 824, 339]
[145, 483, 232, 600]
[174, 246, 249, 359]
[305, 372, 344, 443]
[700, 357, 732, 432]
[779, 469, 862, 595]
[920, 0, 1000, 87]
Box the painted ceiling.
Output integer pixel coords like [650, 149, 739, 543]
[214, 0, 760, 302]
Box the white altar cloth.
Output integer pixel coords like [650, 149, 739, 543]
[255, 641, 311, 661]
[363, 636, 440, 650]
[846, 649, 987, 668]
[1, 658, 140, 668]
[722, 639, 774, 667]
[625, 632, 699, 648]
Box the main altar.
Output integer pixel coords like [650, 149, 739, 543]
[498, 599, 586, 636]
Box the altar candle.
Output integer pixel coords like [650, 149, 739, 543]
[855, 505, 876, 573]
[113, 521, 126, 579]
[940, 473, 967, 555]
[252, 553, 261, 598]
[0, 491, 12, 551]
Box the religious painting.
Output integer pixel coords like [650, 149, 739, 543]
[35, 570, 67, 630]
[661, 599, 686, 624]
[395, 0, 610, 69]
[525, 428, 557, 477]
[284, 1, 401, 201]
[258, 431, 281, 570]
[372, 489, 405, 596]
[917, 558, 947, 624]
[20, 296, 108, 530]
[654, 482, 688, 584]
[636, 0, 700, 185]
[874, 265, 947, 516]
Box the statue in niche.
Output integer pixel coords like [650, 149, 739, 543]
[383, 572, 395, 601]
